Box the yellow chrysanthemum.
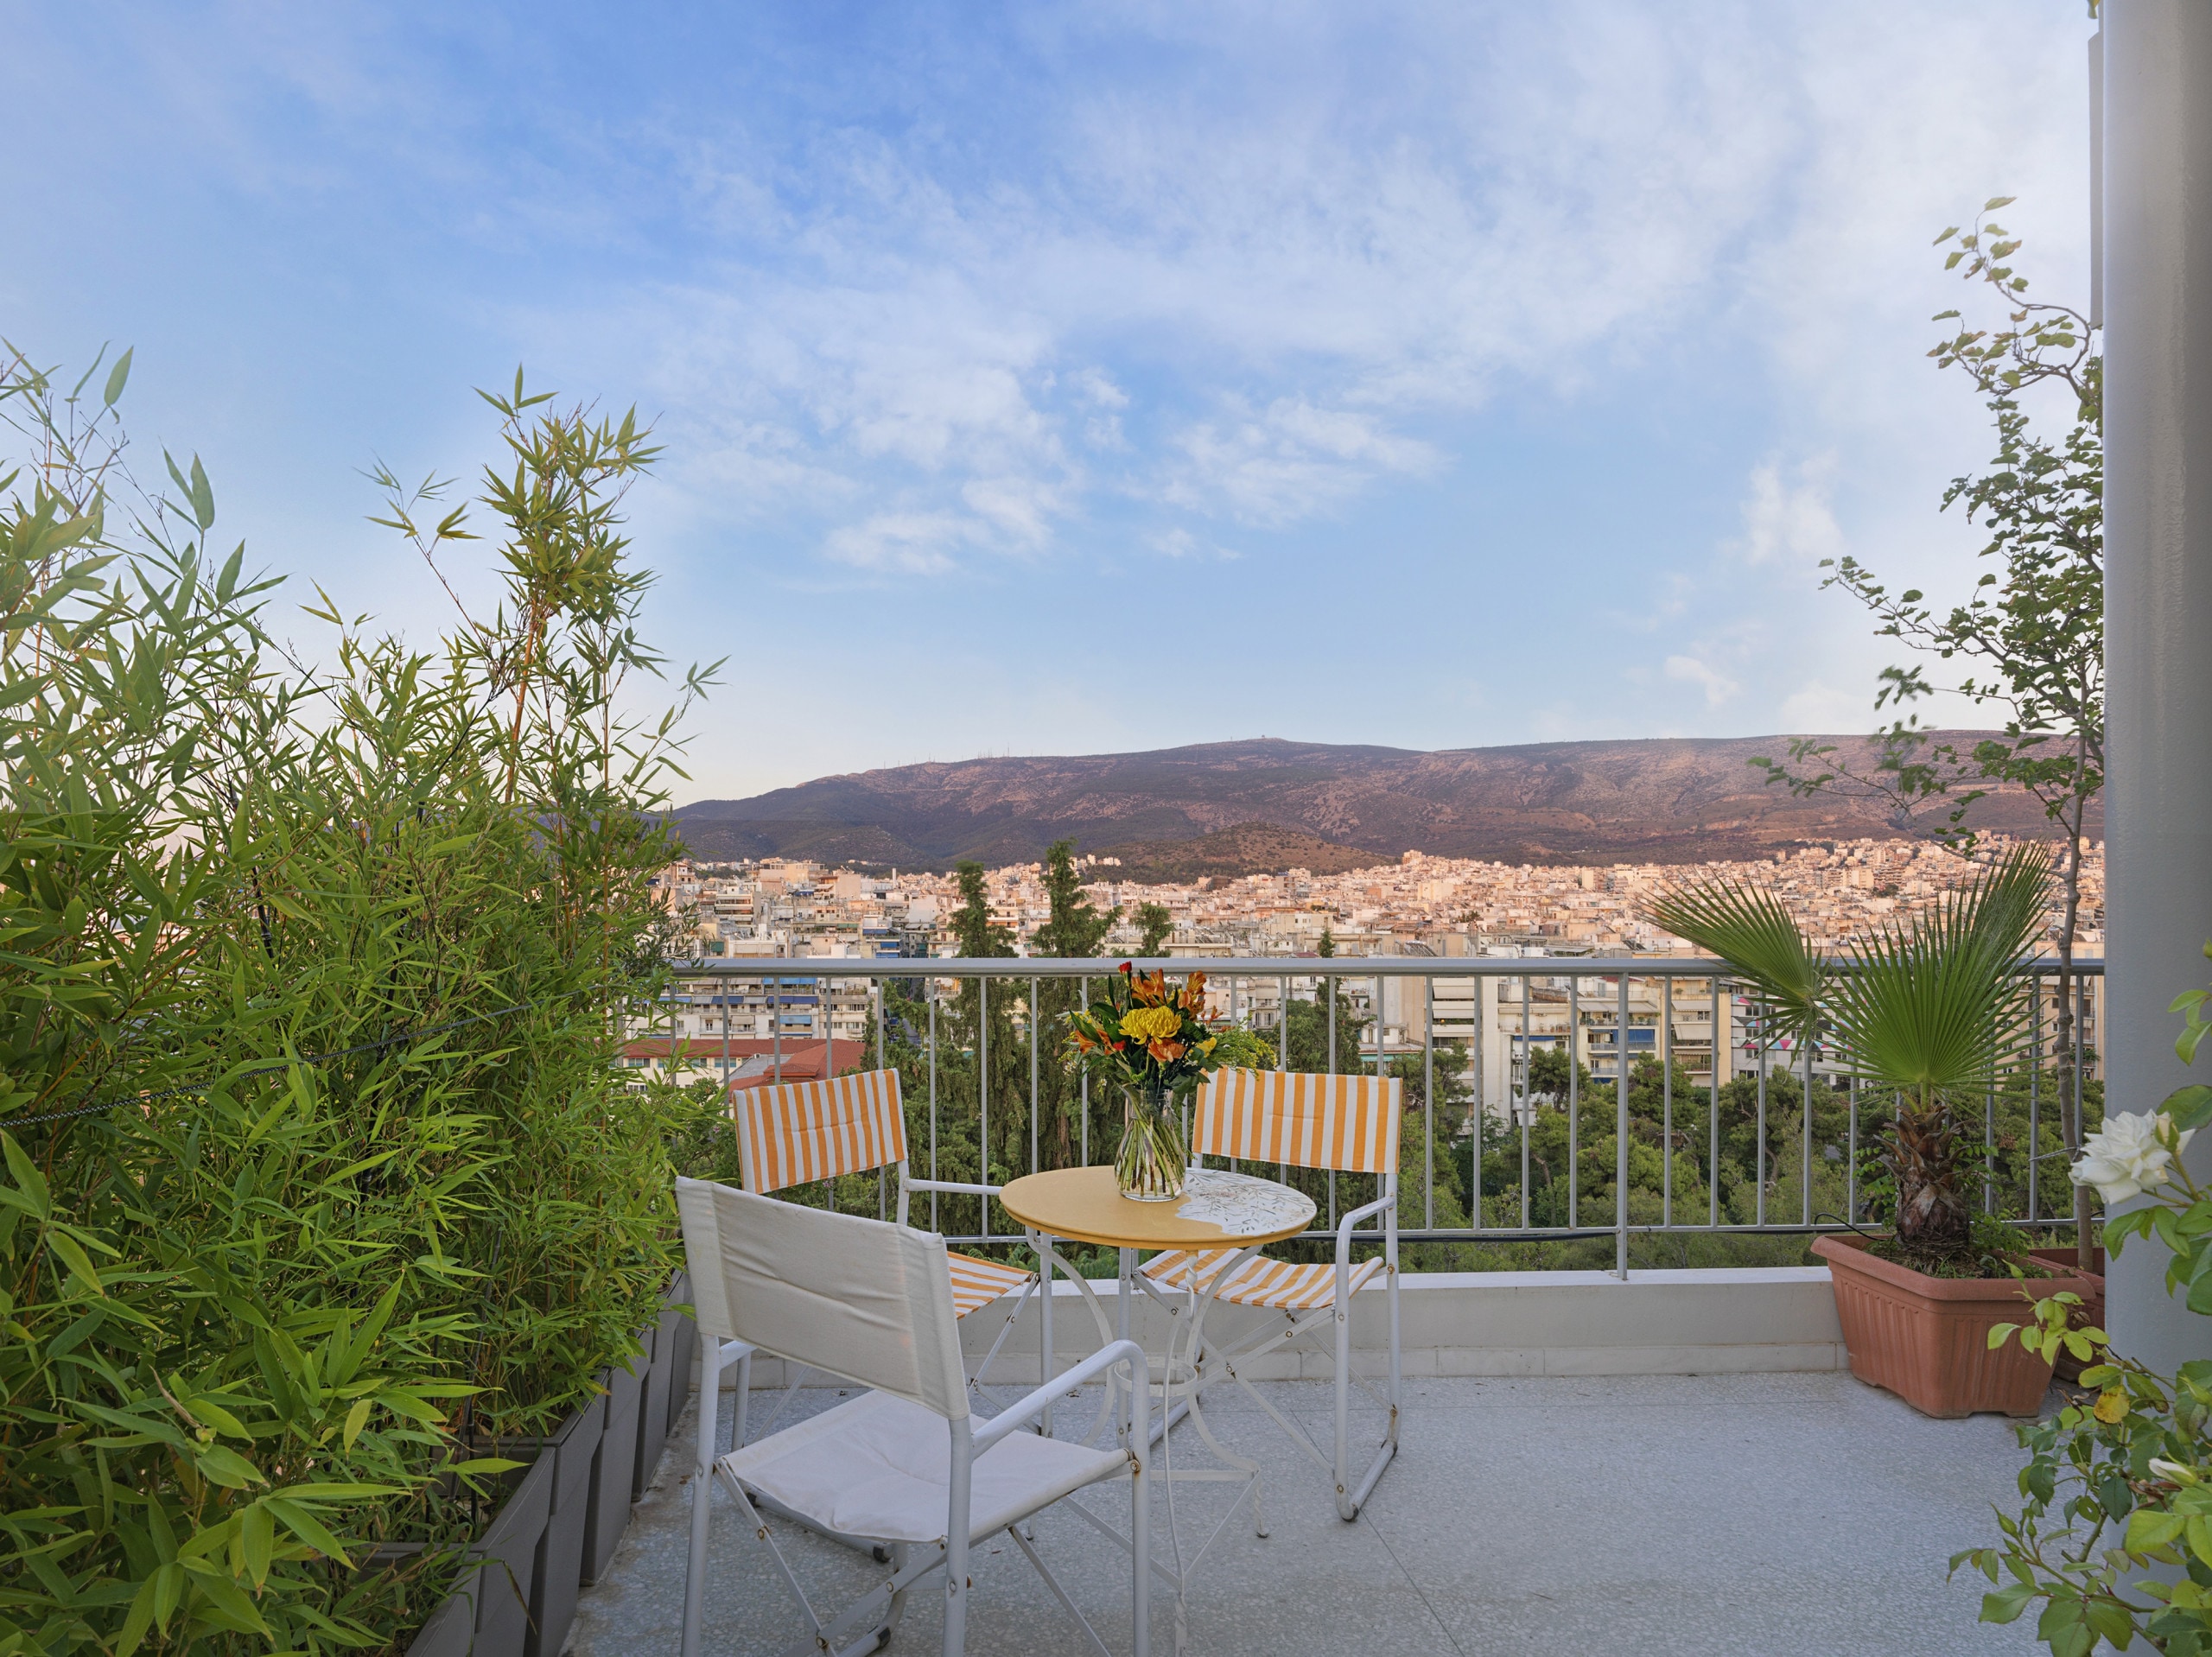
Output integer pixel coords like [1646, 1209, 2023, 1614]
[1119, 1006, 1182, 1043]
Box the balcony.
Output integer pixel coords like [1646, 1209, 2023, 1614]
[590, 955, 2082, 1654]
[569, 1317, 2047, 1656]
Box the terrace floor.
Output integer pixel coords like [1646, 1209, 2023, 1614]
[569, 1370, 2047, 1657]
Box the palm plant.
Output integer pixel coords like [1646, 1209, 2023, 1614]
[1647, 843, 2053, 1266]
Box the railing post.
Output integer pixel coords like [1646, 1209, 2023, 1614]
[1616, 967, 1630, 1279]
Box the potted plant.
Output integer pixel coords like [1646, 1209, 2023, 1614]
[1649, 843, 2094, 1419]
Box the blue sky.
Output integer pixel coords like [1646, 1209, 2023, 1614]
[3, 3, 2094, 801]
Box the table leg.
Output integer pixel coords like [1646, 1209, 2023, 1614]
[1117, 1248, 1134, 1446]
[1038, 1235, 1055, 1437]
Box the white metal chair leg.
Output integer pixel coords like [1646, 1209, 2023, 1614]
[683, 1337, 751, 1657]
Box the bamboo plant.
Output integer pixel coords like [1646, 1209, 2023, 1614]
[1646, 842, 2053, 1269]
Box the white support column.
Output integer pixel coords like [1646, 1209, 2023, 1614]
[2103, 0, 2212, 1375]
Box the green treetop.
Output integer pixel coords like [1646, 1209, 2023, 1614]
[1135, 901, 1173, 956]
[1034, 839, 1118, 957]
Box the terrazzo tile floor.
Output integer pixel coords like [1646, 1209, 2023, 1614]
[568, 1371, 2051, 1657]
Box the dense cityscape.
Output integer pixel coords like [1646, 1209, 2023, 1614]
[655, 835, 2106, 963]
[625, 837, 2107, 1106]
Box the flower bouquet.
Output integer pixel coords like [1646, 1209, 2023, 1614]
[1065, 963, 1221, 1200]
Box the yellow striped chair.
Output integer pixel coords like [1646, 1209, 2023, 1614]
[1141, 1067, 1402, 1521]
[689, 1069, 1049, 1568]
[731, 1066, 1039, 1376]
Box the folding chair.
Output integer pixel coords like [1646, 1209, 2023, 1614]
[689, 1070, 1059, 1577]
[1139, 1068, 1402, 1522]
[674, 1178, 1153, 1657]
[721, 1069, 1049, 1445]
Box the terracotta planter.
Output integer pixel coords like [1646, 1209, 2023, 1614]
[2027, 1247, 2107, 1384]
[1811, 1234, 2094, 1419]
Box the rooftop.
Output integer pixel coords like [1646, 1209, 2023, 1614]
[572, 1369, 2044, 1657]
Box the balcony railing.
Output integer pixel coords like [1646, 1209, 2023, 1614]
[656, 955, 2102, 1274]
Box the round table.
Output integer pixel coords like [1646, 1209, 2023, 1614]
[999, 1165, 1317, 1254]
[998, 1163, 1317, 1592]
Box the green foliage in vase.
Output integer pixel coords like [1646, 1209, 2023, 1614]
[0, 345, 712, 1656]
[1065, 965, 1223, 1099]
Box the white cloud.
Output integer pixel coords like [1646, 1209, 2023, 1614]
[1737, 459, 1846, 569]
[1777, 680, 1877, 734]
[823, 512, 969, 574]
[1665, 655, 1739, 708]
[1163, 397, 1438, 526]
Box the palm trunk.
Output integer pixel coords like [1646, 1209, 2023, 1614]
[1890, 1083, 1972, 1260]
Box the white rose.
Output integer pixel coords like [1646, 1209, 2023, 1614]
[2074, 1110, 2195, 1205]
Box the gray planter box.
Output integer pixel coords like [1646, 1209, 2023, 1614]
[470, 1448, 555, 1657]
[583, 1340, 649, 1584]
[524, 1398, 605, 1657]
[632, 1320, 670, 1504]
[664, 1273, 697, 1416]
[404, 1573, 477, 1657]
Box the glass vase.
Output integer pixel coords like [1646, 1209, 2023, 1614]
[1116, 1084, 1189, 1201]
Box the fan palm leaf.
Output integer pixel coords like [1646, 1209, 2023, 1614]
[1649, 841, 2052, 1262]
[1827, 841, 2052, 1097]
[1644, 878, 1826, 1048]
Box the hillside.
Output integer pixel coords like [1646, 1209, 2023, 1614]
[669, 733, 2093, 873]
[1092, 822, 1382, 882]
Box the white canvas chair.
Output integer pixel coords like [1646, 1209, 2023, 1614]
[1139, 1068, 1402, 1521]
[674, 1178, 1152, 1657]
[697, 1069, 1059, 1569]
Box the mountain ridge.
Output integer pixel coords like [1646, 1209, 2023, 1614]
[670, 733, 2094, 873]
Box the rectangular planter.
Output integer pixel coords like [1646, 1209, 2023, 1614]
[583, 1342, 648, 1585]
[1812, 1234, 2093, 1418]
[404, 1573, 478, 1657]
[524, 1398, 605, 1657]
[470, 1449, 556, 1657]
[632, 1320, 670, 1503]
[665, 1272, 698, 1414]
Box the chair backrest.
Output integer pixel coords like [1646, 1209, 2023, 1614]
[675, 1176, 969, 1420]
[732, 1067, 907, 1194]
[1192, 1068, 1402, 1177]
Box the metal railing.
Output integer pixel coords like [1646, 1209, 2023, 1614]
[658, 955, 2103, 1275]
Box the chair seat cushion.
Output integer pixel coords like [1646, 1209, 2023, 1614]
[1141, 1248, 1386, 1312]
[721, 1391, 1125, 1545]
[946, 1251, 1034, 1317]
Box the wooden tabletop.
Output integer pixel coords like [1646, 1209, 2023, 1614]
[999, 1165, 1316, 1252]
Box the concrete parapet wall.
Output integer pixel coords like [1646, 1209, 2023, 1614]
[727, 1267, 1845, 1388]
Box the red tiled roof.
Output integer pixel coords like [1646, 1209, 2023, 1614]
[618, 1036, 870, 1091]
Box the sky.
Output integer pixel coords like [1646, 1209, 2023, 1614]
[2, 2, 2097, 802]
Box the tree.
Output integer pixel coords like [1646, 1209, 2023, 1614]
[944, 860, 1021, 1186]
[950, 860, 1015, 958]
[1751, 200, 2101, 1264]
[1135, 901, 1173, 956]
[1317, 923, 1336, 958]
[1034, 839, 1117, 957]
[1033, 840, 1117, 1167]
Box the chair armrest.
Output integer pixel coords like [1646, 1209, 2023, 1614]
[1334, 1190, 1394, 1264]
[972, 1339, 1149, 1457]
[903, 1178, 1007, 1197]
[707, 1337, 753, 1375]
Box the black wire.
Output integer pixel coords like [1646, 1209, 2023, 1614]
[3, 996, 564, 1129]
